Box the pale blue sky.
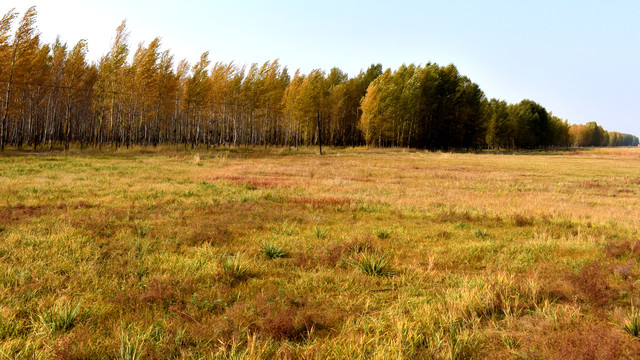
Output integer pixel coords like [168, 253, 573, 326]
[4, 0, 640, 136]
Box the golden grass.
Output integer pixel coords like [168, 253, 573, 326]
[0, 146, 639, 358]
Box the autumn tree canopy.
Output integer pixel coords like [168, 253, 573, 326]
[0, 7, 637, 151]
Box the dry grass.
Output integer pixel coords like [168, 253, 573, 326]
[1, 145, 640, 358]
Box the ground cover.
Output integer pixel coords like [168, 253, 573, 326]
[0, 146, 639, 359]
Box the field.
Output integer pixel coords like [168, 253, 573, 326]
[1, 146, 640, 359]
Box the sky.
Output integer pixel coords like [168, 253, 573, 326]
[3, 0, 640, 136]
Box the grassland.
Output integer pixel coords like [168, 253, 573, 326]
[1, 146, 640, 359]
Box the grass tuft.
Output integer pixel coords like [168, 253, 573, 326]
[618, 305, 640, 337]
[314, 226, 329, 240]
[261, 242, 287, 259]
[119, 328, 148, 360]
[133, 223, 153, 238]
[454, 222, 469, 230]
[351, 252, 394, 276]
[272, 221, 296, 236]
[474, 229, 488, 238]
[375, 228, 392, 239]
[36, 302, 82, 333]
[221, 253, 250, 281]
[0, 314, 25, 340]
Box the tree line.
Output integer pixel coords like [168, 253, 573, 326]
[1, 7, 637, 152]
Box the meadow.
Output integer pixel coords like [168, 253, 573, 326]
[0, 146, 639, 359]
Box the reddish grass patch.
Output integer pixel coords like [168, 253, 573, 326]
[550, 324, 637, 360]
[437, 209, 502, 225]
[258, 307, 301, 340]
[133, 277, 180, 311]
[0, 203, 49, 225]
[52, 326, 98, 360]
[345, 176, 374, 182]
[211, 291, 342, 343]
[116, 276, 195, 311]
[210, 175, 298, 188]
[72, 212, 123, 239]
[438, 209, 473, 223]
[254, 293, 340, 341]
[287, 196, 352, 208]
[184, 223, 233, 246]
[54, 200, 95, 210]
[512, 213, 535, 227]
[569, 261, 611, 307]
[74, 200, 95, 209]
[613, 261, 634, 279]
[542, 278, 576, 303]
[160, 201, 293, 247]
[579, 181, 604, 189]
[294, 237, 379, 269]
[604, 240, 640, 259]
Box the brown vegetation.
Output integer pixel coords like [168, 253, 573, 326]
[1, 147, 640, 357]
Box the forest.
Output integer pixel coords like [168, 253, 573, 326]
[1, 7, 638, 152]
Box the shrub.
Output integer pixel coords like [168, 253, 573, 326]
[474, 229, 488, 238]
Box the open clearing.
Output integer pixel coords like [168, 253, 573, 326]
[1, 147, 640, 359]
